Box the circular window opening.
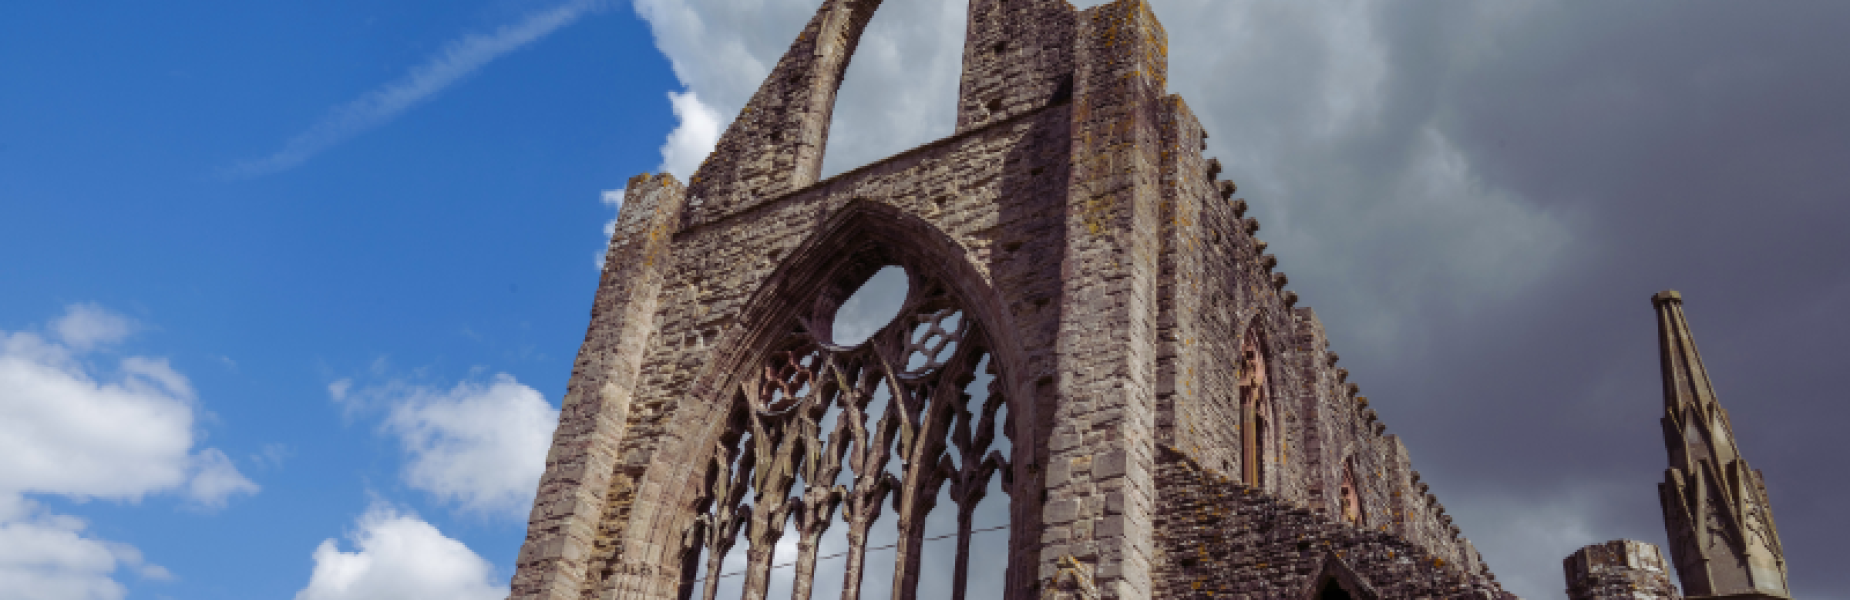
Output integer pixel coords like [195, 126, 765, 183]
[831, 265, 908, 346]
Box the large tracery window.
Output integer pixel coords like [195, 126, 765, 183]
[1238, 327, 1274, 490]
[681, 265, 1016, 600]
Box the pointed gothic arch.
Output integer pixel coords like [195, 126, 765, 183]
[1238, 319, 1277, 490]
[683, 0, 901, 216]
[1298, 553, 1379, 600]
[645, 200, 1036, 600]
[1339, 458, 1363, 527]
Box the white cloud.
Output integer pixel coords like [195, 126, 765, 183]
[335, 374, 558, 519]
[0, 305, 256, 599]
[50, 304, 133, 352]
[293, 504, 506, 600]
[252, 443, 294, 471]
[328, 378, 353, 402]
[226, 0, 614, 178]
[186, 449, 263, 510]
[659, 91, 724, 180]
[0, 501, 174, 600]
[0, 309, 255, 506]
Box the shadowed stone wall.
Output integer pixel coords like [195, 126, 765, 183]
[1153, 447, 1512, 599]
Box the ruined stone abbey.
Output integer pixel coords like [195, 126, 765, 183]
[507, 1, 1793, 598]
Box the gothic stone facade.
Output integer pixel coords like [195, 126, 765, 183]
[510, 1, 1513, 598]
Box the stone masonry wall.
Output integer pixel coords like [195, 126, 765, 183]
[958, 0, 1076, 133]
[1564, 540, 1681, 600]
[513, 173, 687, 600]
[1154, 446, 1514, 599]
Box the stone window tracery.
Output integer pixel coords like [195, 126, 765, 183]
[680, 265, 1016, 600]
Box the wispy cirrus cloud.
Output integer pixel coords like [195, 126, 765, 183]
[224, 0, 612, 179]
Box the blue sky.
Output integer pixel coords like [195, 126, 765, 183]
[7, 1, 1850, 599]
[2, 1, 678, 598]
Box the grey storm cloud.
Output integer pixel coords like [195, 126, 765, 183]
[630, 1, 1850, 598]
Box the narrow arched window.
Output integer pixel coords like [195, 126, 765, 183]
[1238, 327, 1272, 489]
[1340, 459, 1363, 526]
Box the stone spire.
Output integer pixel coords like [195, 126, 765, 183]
[1653, 290, 1790, 599]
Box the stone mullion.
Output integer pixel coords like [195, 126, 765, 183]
[788, 525, 825, 600]
[837, 510, 877, 600]
[836, 467, 896, 600]
[949, 375, 1006, 600]
[738, 517, 780, 600]
[791, 363, 850, 600]
[742, 406, 803, 600]
[889, 364, 962, 600]
[837, 353, 898, 600]
[789, 458, 840, 600]
[700, 435, 753, 600]
[700, 508, 743, 600]
[888, 462, 948, 600]
[951, 502, 978, 600]
[871, 348, 924, 600]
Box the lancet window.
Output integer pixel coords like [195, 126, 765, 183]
[1340, 460, 1363, 526]
[679, 265, 1016, 600]
[1238, 327, 1273, 489]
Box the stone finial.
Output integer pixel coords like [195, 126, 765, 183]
[1206, 157, 1223, 180]
[1283, 291, 1300, 307]
[1231, 198, 1248, 217]
[1260, 254, 1278, 270]
[1218, 180, 1238, 199]
[1271, 272, 1288, 290]
[1244, 217, 1261, 234]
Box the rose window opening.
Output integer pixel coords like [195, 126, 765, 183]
[680, 264, 1017, 600]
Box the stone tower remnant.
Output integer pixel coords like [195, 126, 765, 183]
[509, 1, 1518, 598]
[1652, 291, 1791, 599]
[1564, 540, 1681, 600]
